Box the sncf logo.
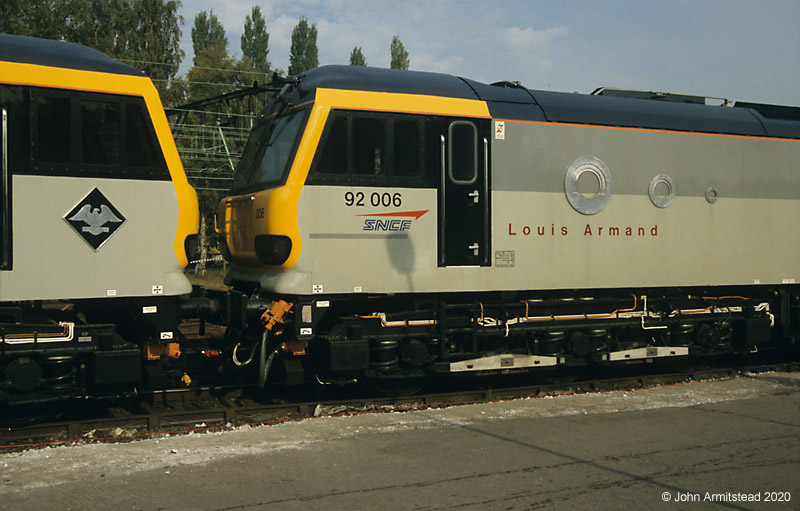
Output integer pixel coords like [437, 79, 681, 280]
[358, 210, 429, 232]
[364, 219, 413, 232]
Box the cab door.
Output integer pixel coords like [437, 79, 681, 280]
[438, 119, 490, 267]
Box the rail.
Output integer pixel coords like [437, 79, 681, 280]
[1, 361, 794, 451]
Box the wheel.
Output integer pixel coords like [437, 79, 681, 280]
[534, 366, 587, 385]
[364, 371, 431, 397]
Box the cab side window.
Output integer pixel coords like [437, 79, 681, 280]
[82, 100, 120, 165]
[30, 88, 167, 178]
[315, 116, 347, 175]
[126, 102, 165, 169]
[352, 117, 384, 176]
[309, 110, 431, 187]
[36, 94, 72, 164]
[393, 119, 421, 178]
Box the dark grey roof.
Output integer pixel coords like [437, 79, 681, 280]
[0, 33, 143, 77]
[529, 89, 767, 137]
[298, 65, 479, 100]
[293, 65, 799, 139]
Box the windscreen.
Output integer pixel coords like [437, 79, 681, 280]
[232, 106, 307, 192]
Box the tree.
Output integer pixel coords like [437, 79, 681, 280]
[63, 0, 124, 54]
[288, 16, 318, 76]
[187, 10, 234, 101]
[183, 10, 246, 259]
[390, 35, 409, 70]
[1, 0, 184, 105]
[349, 46, 366, 66]
[124, 0, 185, 106]
[191, 9, 227, 66]
[240, 5, 270, 77]
[0, 0, 69, 40]
[236, 6, 272, 134]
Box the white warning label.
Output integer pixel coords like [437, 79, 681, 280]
[494, 121, 505, 140]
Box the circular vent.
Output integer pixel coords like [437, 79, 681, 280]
[565, 156, 612, 215]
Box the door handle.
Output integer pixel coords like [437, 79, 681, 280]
[468, 190, 479, 203]
[468, 243, 479, 256]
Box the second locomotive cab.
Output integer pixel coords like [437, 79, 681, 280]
[0, 33, 199, 405]
[218, 65, 800, 389]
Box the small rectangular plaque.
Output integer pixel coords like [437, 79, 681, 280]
[495, 250, 515, 267]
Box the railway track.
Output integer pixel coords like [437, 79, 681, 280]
[2, 360, 795, 451]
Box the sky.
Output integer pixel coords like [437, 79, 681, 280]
[176, 0, 800, 106]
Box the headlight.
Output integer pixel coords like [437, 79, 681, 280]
[184, 234, 199, 265]
[254, 235, 292, 265]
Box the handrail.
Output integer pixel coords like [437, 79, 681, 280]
[1, 107, 10, 270]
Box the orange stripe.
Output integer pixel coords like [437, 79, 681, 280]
[357, 210, 429, 220]
[498, 117, 799, 143]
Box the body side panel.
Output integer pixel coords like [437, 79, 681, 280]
[0, 175, 189, 300]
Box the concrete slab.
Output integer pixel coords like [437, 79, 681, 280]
[1, 373, 798, 510]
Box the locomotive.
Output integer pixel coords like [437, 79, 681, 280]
[217, 65, 800, 388]
[1, 32, 799, 406]
[0, 33, 200, 404]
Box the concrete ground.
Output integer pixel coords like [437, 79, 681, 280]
[1, 372, 798, 510]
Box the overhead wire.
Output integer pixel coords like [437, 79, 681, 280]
[118, 58, 269, 77]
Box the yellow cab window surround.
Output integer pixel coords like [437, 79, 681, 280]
[238, 87, 490, 271]
[290, 87, 490, 190]
[0, 59, 199, 268]
[234, 101, 329, 270]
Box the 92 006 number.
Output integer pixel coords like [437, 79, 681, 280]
[345, 191, 402, 208]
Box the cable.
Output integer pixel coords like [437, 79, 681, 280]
[118, 58, 269, 77]
[232, 340, 258, 366]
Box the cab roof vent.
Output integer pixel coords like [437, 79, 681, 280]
[490, 80, 525, 89]
[591, 87, 730, 106]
